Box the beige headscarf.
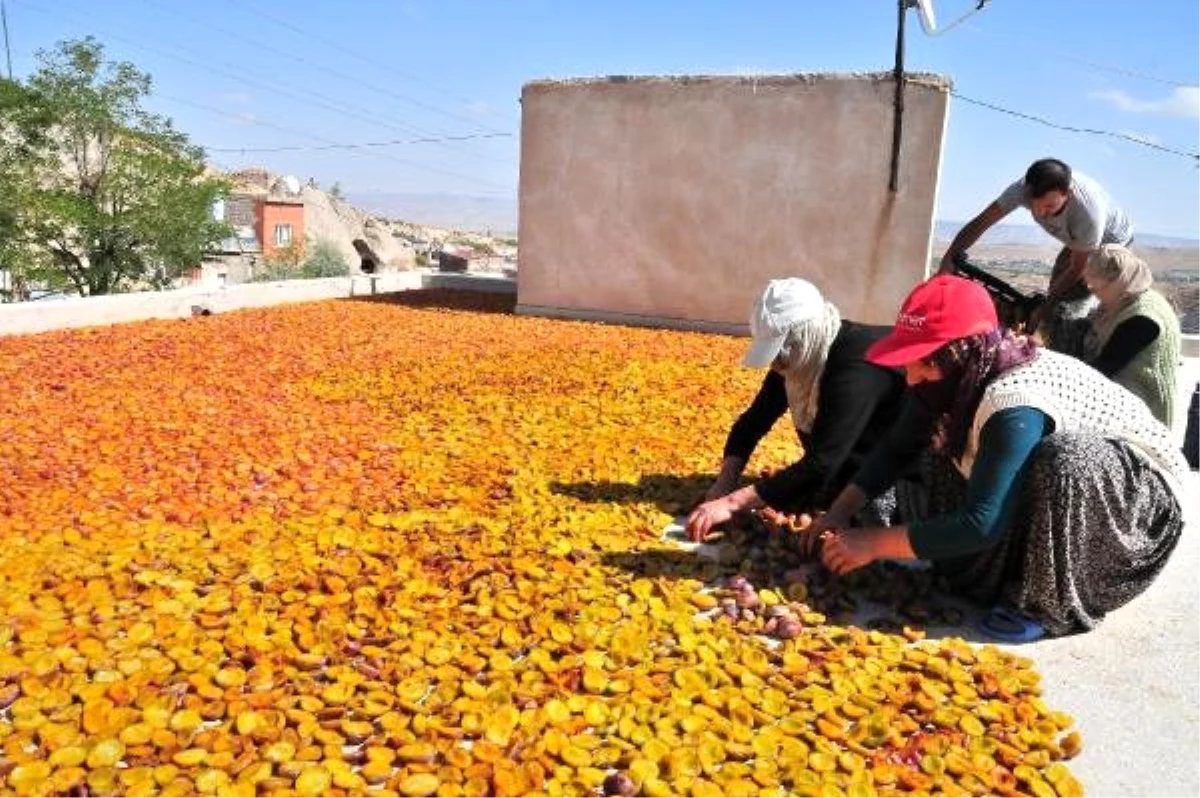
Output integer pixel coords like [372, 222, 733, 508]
[1083, 244, 1153, 358]
[776, 301, 842, 434]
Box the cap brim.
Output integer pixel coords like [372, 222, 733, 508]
[864, 334, 947, 368]
[866, 317, 1000, 367]
[743, 334, 787, 368]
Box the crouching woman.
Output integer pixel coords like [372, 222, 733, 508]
[810, 275, 1188, 642]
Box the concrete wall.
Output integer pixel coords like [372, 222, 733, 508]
[0, 272, 516, 338]
[517, 73, 951, 329]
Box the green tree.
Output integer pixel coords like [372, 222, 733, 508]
[301, 238, 350, 278]
[0, 78, 58, 300]
[17, 38, 230, 296]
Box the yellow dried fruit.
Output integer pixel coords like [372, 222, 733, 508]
[294, 766, 332, 795]
[86, 738, 126, 769]
[172, 748, 209, 767]
[398, 772, 441, 797]
[0, 294, 1087, 798]
[398, 742, 439, 764]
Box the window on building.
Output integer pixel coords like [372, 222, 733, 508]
[274, 224, 293, 247]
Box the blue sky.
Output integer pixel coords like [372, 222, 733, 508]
[5, 0, 1199, 238]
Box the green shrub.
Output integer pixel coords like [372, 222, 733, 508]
[302, 239, 350, 278]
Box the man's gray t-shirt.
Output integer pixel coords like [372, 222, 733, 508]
[996, 171, 1133, 250]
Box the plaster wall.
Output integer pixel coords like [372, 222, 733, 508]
[517, 74, 950, 329]
[0, 272, 515, 337]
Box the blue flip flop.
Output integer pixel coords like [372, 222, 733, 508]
[978, 607, 1046, 643]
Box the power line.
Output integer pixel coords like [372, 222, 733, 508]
[961, 22, 1196, 89]
[155, 93, 514, 192]
[231, 0, 520, 130]
[12, 0, 417, 140]
[138, 0, 512, 138]
[12, 0, 514, 186]
[14, 0, 511, 168]
[950, 91, 1200, 162]
[203, 132, 511, 154]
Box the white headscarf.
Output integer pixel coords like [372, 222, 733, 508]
[777, 300, 842, 434]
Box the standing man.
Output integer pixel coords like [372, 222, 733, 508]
[938, 158, 1132, 354]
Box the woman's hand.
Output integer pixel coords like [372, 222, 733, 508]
[820, 528, 883, 576]
[685, 498, 733, 542]
[820, 527, 916, 575]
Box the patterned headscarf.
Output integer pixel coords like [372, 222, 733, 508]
[1083, 244, 1154, 359]
[917, 328, 1039, 460]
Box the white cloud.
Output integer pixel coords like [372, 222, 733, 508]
[1090, 86, 1200, 118]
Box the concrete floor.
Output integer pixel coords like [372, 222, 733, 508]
[1030, 357, 1199, 796]
[1027, 476, 1198, 796]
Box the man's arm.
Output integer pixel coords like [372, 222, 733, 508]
[938, 202, 1011, 274]
[1045, 247, 1091, 306]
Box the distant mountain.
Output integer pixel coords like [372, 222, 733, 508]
[347, 192, 518, 236]
[935, 221, 1199, 250]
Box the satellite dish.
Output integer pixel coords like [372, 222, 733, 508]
[914, 0, 937, 35]
[911, 0, 990, 37]
[282, 175, 301, 196]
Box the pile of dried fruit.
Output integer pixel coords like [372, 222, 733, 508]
[0, 290, 1082, 796]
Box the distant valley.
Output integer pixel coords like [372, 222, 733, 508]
[346, 192, 1199, 253]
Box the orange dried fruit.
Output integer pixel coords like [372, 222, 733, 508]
[0, 294, 1086, 796]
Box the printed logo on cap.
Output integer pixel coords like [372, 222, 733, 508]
[896, 311, 926, 331]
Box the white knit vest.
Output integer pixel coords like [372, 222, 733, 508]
[958, 350, 1188, 502]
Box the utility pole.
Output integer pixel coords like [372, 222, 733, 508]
[889, 0, 908, 193]
[1, 0, 12, 80]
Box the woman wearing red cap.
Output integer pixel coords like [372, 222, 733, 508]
[810, 274, 1187, 642]
[686, 278, 910, 540]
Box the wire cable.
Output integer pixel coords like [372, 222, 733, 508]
[950, 91, 1199, 162]
[14, 0, 511, 167]
[960, 21, 1196, 89]
[138, 0, 512, 138]
[203, 132, 512, 154]
[230, 0, 520, 129]
[155, 93, 514, 192]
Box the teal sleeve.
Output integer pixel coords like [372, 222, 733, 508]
[907, 407, 1048, 560]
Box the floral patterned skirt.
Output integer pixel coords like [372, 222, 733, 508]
[925, 433, 1183, 636]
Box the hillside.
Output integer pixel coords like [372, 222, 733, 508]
[220, 168, 516, 274]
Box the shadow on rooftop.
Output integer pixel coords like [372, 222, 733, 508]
[601, 544, 1003, 645]
[340, 287, 517, 315]
[549, 473, 714, 516]
[600, 548, 727, 583]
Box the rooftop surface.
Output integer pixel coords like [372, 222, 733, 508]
[0, 288, 1195, 797]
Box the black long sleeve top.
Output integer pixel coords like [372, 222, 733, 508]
[722, 321, 906, 511]
[1090, 316, 1160, 377]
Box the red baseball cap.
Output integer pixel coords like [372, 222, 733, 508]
[865, 275, 999, 367]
